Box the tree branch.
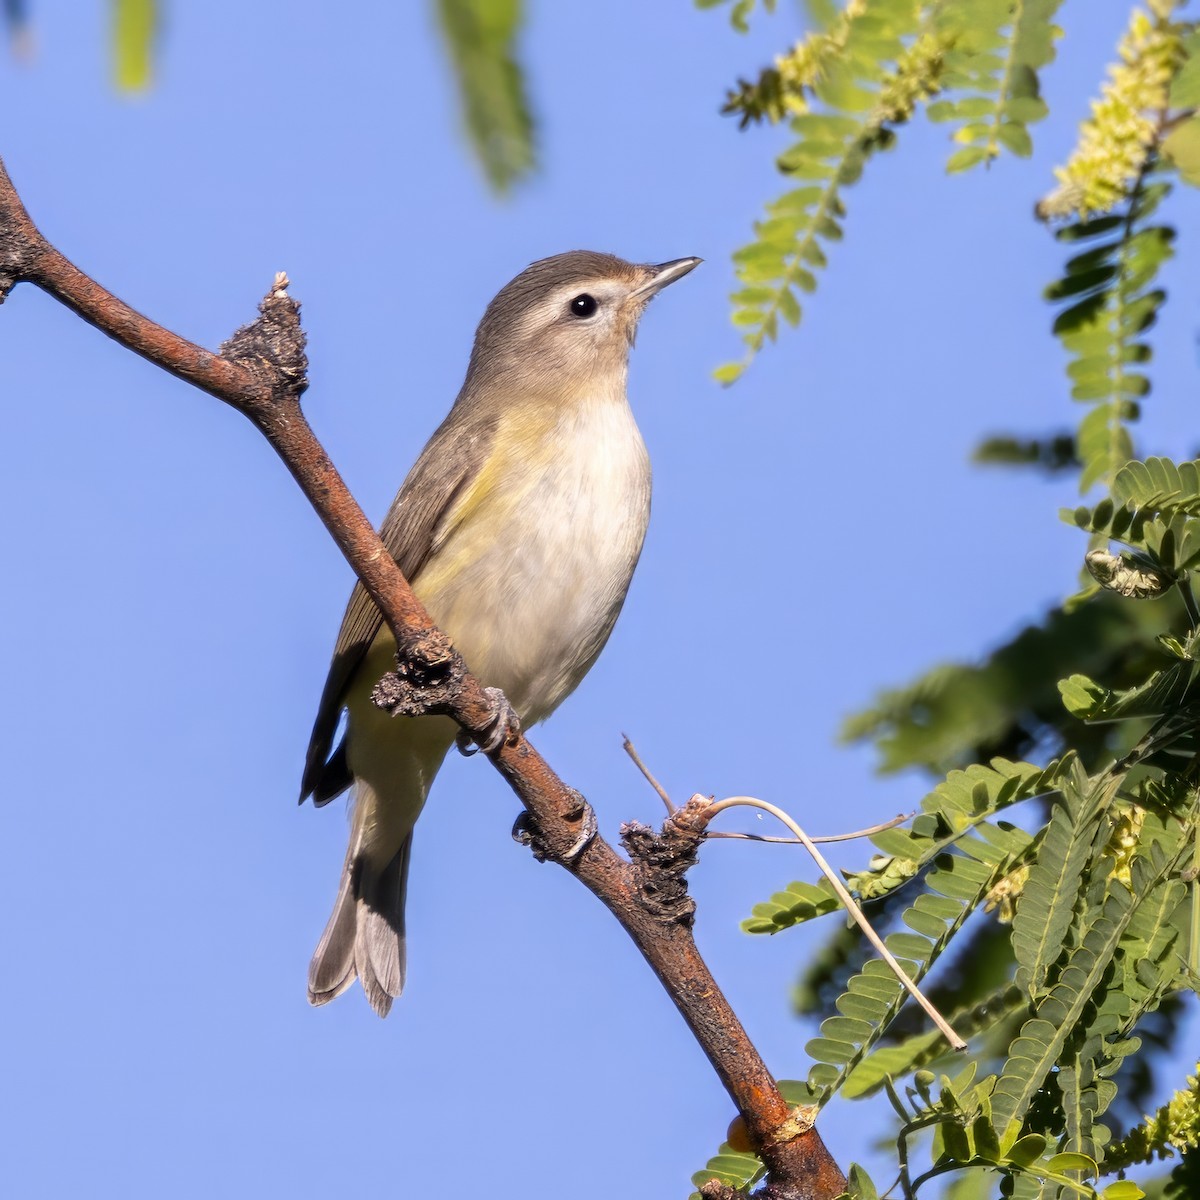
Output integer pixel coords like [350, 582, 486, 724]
[0, 154, 847, 1200]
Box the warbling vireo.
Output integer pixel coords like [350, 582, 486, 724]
[299, 250, 700, 1016]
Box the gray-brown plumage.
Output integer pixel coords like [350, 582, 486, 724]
[300, 407, 498, 807]
[300, 250, 699, 1015]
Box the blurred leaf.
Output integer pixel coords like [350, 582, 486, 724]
[1102, 1183, 1146, 1200]
[112, 0, 156, 91]
[933, 0, 1063, 172]
[694, 0, 777, 31]
[1045, 176, 1173, 494]
[1163, 116, 1200, 190]
[973, 432, 1078, 473]
[844, 1164, 880, 1199]
[841, 597, 1176, 775]
[1168, 31, 1200, 108]
[436, 0, 535, 193]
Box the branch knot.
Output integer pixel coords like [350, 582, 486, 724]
[219, 271, 308, 400]
[620, 814, 702, 926]
[370, 628, 467, 717]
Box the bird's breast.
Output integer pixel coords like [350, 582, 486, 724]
[414, 395, 652, 724]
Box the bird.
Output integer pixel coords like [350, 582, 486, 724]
[299, 250, 700, 1016]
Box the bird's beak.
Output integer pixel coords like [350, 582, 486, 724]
[631, 256, 702, 299]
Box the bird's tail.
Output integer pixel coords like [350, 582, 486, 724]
[307, 782, 414, 1018]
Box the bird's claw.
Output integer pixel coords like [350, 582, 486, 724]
[512, 810, 548, 862]
[563, 801, 598, 860]
[456, 687, 520, 757]
[511, 792, 597, 865]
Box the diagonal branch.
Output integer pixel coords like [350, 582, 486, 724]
[0, 154, 847, 1200]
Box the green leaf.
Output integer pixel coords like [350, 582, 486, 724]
[778, 287, 802, 327]
[1046, 173, 1174, 494]
[804, 798, 1040, 1104]
[1164, 117, 1200, 190]
[1168, 31, 1200, 108]
[742, 878, 841, 934]
[720, 0, 930, 377]
[1046, 1151, 1098, 1174]
[689, 1142, 763, 1196]
[1104, 1176, 1152, 1195]
[112, 0, 156, 90]
[844, 1163, 880, 1199]
[1010, 773, 1110, 998]
[935, 0, 1062, 169]
[993, 817, 1195, 1144]
[1102, 1183, 1146, 1200]
[1006, 1133, 1049, 1167]
[995, 121, 1033, 157]
[1059, 661, 1199, 722]
[436, 0, 535, 193]
[843, 983, 1026, 1098]
[843, 593, 1163, 776]
[947, 145, 990, 173]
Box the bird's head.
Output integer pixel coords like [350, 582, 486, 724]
[463, 250, 700, 402]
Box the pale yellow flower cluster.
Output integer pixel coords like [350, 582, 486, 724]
[772, 0, 870, 118]
[1152, 1067, 1200, 1153]
[1040, 4, 1184, 219]
[984, 864, 1030, 924]
[1104, 804, 1146, 885]
[873, 30, 947, 125]
[1110, 1062, 1200, 1164]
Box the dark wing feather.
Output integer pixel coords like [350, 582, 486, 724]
[299, 405, 496, 804]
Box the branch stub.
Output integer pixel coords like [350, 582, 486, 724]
[371, 629, 467, 718]
[219, 271, 308, 402]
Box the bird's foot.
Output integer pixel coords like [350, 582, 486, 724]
[512, 791, 597, 865]
[455, 687, 521, 757]
[511, 810, 548, 862]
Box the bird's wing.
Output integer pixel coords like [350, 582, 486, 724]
[299, 407, 497, 804]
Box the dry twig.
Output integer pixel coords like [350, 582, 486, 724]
[706, 811, 913, 845]
[701, 794, 966, 1052]
[621, 733, 676, 814]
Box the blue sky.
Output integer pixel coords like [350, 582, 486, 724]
[0, 2, 1197, 1197]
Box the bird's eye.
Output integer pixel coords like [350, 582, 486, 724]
[569, 294, 599, 318]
